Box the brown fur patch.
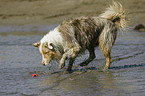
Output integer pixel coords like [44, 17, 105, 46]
[58, 17, 105, 51]
[42, 43, 61, 60]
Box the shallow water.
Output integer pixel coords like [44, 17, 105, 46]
[0, 25, 145, 96]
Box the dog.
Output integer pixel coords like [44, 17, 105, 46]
[32, 1, 127, 72]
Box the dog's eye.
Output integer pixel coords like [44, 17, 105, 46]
[44, 52, 48, 54]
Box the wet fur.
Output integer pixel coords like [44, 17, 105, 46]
[32, 1, 127, 72]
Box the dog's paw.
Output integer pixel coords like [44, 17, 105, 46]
[63, 70, 72, 74]
[58, 63, 65, 70]
[103, 66, 109, 72]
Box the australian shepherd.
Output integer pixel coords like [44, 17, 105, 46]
[32, 1, 127, 72]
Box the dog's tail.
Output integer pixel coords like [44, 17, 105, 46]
[99, 1, 127, 29]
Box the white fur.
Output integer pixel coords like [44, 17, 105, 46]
[39, 27, 64, 65]
[99, 1, 123, 19]
[99, 1, 127, 28]
[40, 27, 64, 45]
[43, 56, 48, 65]
[39, 27, 64, 52]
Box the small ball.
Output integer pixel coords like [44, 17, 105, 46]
[32, 73, 38, 77]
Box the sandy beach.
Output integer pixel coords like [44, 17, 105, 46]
[0, 0, 145, 26]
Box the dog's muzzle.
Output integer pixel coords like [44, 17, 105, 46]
[42, 62, 46, 66]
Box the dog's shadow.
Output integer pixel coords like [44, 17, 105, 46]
[109, 63, 145, 70]
[76, 63, 145, 72]
[51, 52, 145, 74]
[51, 63, 145, 74]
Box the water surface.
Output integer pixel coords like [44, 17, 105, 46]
[0, 25, 145, 96]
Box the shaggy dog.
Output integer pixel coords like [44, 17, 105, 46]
[32, 1, 127, 72]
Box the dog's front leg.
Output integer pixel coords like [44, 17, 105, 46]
[59, 53, 68, 70]
[67, 57, 75, 73]
[58, 49, 73, 70]
[59, 48, 79, 70]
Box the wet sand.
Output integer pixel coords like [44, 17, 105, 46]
[0, 0, 145, 96]
[0, 0, 145, 26]
[0, 29, 145, 96]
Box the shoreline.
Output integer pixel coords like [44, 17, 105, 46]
[0, 0, 145, 35]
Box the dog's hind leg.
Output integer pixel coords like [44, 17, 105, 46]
[80, 48, 95, 66]
[100, 45, 112, 70]
[104, 51, 112, 70]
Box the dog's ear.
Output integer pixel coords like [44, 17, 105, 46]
[48, 43, 54, 49]
[32, 42, 40, 47]
[44, 42, 54, 50]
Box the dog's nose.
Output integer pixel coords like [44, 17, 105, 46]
[42, 62, 46, 66]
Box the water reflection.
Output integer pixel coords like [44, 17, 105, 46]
[39, 70, 130, 95]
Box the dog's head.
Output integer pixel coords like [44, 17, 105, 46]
[32, 42, 61, 66]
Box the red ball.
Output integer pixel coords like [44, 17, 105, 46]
[32, 73, 38, 77]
